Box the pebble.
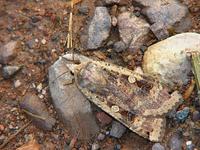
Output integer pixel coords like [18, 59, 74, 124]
[96, 112, 113, 126]
[114, 144, 121, 150]
[113, 41, 126, 52]
[78, 5, 89, 15]
[152, 143, 165, 150]
[14, 80, 22, 88]
[111, 16, 118, 26]
[97, 133, 105, 141]
[110, 121, 126, 138]
[41, 39, 46, 45]
[83, 7, 111, 49]
[175, 107, 190, 123]
[0, 41, 18, 64]
[36, 83, 43, 93]
[168, 131, 183, 150]
[26, 39, 37, 49]
[192, 111, 200, 121]
[186, 141, 194, 150]
[0, 124, 5, 131]
[91, 143, 100, 150]
[0, 135, 5, 144]
[2, 65, 21, 79]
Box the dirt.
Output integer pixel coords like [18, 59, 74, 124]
[0, 0, 199, 150]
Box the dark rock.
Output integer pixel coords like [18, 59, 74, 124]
[31, 16, 41, 23]
[0, 41, 18, 64]
[192, 111, 200, 121]
[48, 57, 99, 139]
[2, 65, 21, 79]
[113, 41, 127, 52]
[168, 131, 183, 150]
[152, 143, 165, 150]
[134, 0, 191, 39]
[114, 144, 121, 150]
[83, 7, 111, 49]
[96, 112, 112, 126]
[110, 121, 126, 138]
[78, 5, 89, 15]
[117, 11, 150, 51]
[26, 39, 37, 49]
[19, 93, 56, 130]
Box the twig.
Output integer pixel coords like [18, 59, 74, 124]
[0, 121, 31, 149]
[22, 109, 46, 120]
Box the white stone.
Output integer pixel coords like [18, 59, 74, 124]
[143, 32, 200, 87]
[14, 80, 21, 88]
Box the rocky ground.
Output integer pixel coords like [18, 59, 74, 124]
[0, 0, 200, 150]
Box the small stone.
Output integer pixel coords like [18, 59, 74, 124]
[19, 92, 56, 130]
[117, 11, 150, 51]
[97, 133, 105, 141]
[82, 7, 111, 49]
[111, 16, 118, 26]
[2, 65, 21, 79]
[105, 0, 120, 5]
[35, 39, 39, 43]
[14, 80, 22, 88]
[78, 5, 89, 15]
[26, 39, 37, 49]
[41, 39, 46, 45]
[110, 121, 126, 138]
[96, 112, 113, 126]
[168, 131, 183, 150]
[152, 143, 165, 150]
[0, 41, 18, 64]
[114, 144, 121, 150]
[31, 16, 41, 23]
[175, 107, 189, 123]
[186, 141, 194, 150]
[192, 111, 200, 121]
[91, 143, 100, 150]
[0, 124, 5, 131]
[113, 41, 126, 52]
[36, 83, 43, 93]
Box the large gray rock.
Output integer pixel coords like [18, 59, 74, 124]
[117, 12, 150, 51]
[134, 0, 191, 40]
[48, 57, 99, 139]
[143, 32, 200, 87]
[86, 7, 111, 49]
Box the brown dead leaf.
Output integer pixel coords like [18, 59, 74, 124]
[17, 139, 40, 150]
[183, 79, 195, 100]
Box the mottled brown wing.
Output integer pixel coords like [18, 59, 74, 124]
[76, 62, 182, 117]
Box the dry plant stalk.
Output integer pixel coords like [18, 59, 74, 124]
[191, 52, 200, 95]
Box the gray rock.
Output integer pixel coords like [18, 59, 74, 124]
[19, 93, 56, 130]
[48, 57, 99, 139]
[91, 143, 100, 150]
[113, 41, 127, 52]
[2, 65, 21, 79]
[105, 0, 120, 5]
[86, 7, 111, 49]
[152, 143, 165, 150]
[97, 133, 106, 141]
[26, 39, 37, 49]
[134, 0, 191, 40]
[78, 5, 89, 15]
[168, 131, 183, 150]
[0, 41, 18, 64]
[192, 111, 200, 121]
[110, 121, 126, 138]
[117, 12, 150, 51]
[143, 33, 200, 87]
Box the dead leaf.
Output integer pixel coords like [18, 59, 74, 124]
[183, 79, 195, 100]
[17, 139, 40, 150]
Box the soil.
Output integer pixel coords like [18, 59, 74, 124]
[0, 0, 199, 150]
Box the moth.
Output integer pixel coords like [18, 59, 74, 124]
[63, 53, 182, 142]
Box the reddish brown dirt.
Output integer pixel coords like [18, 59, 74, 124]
[0, 0, 199, 150]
